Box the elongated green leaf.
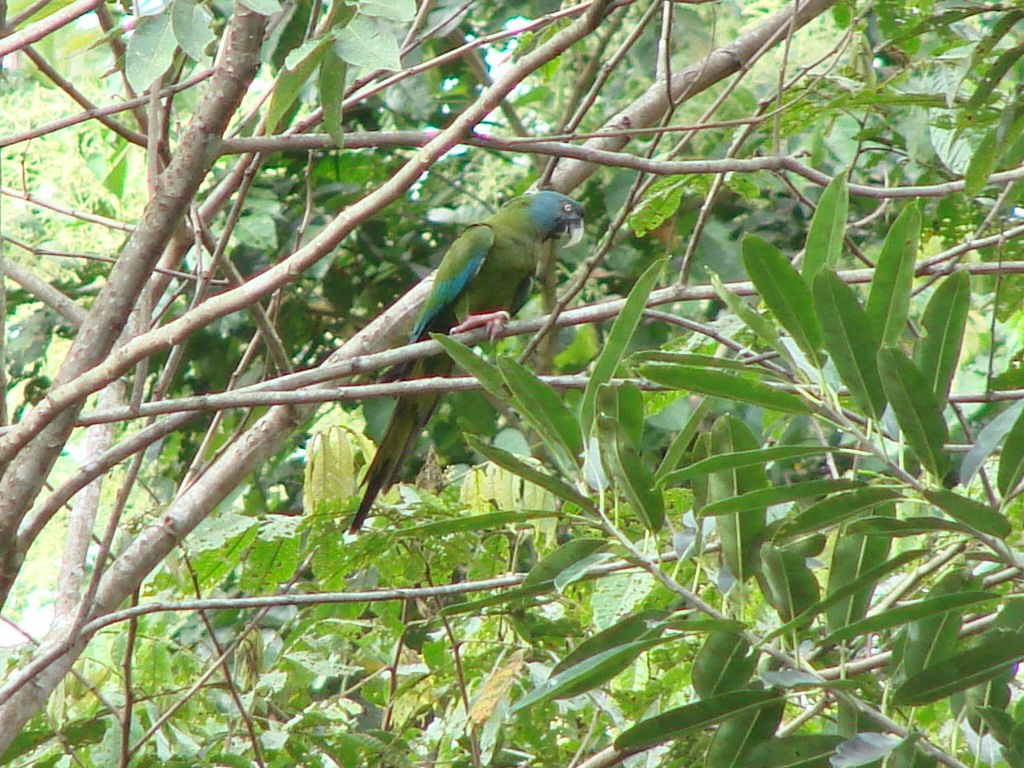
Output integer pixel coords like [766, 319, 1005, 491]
[711, 272, 783, 352]
[396, 509, 551, 537]
[923, 489, 1009, 538]
[267, 37, 330, 133]
[707, 696, 785, 768]
[319, 46, 346, 146]
[866, 205, 920, 346]
[664, 446, 850, 485]
[759, 542, 819, 622]
[901, 569, 975, 679]
[498, 356, 582, 471]
[966, 43, 1024, 111]
[813, 271, 886, 418]
[615, 690, 785, 751]
[581, 259, 664, 436]
[779, 487, 902, 539]
[700, 479, 862, 517]
[512, 635, 667, 711]
[692, 632, 755, 698]
[599, 415, 664, 531]
[962, 400, 1024, 485]
[708, 416, 766, 583]
[552, 610, 669, 677]
[916, 270, 969, 405]
[639, 363, 809, 414]
[746, 735, 845, 768]
[847, 516, 974, 537]
[743, 235, 823, 363]
[521, 538, 606, 589]
[894, 631, 1024, 706]
[655, 397, 713, 481]
[763, 548, 926, 643]
[468, 437, 594, 512]
[998, 404, 1024, 498]
[878, 348, 950, 481]
[966, 127, 1002, 198]
[616, 381, 645, 448]
[804, 174, 849, 282]
[825, 508, 894, 632]
[432, 334, 505, 397]
[823, 591, 995, 646]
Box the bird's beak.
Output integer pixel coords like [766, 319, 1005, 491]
[562, 216, 584, 247]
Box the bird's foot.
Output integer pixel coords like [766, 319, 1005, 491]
[451, 310, 511, 340]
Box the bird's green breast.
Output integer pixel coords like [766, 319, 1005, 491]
[456, 223, 551, 321]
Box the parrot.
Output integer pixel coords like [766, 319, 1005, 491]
[349, 190, 585, 532]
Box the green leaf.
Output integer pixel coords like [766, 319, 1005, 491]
[433, 334, 505, 398]
[966, 127, 1002, 198]
[239, 0, 281, 12]
[629, 176, 687, 237]
[710, 272, 783, 353]
[707, 416, 766, 583]
[512, 610, 672, 712]
[825, 512, 894, 632]
[813, 271, 886, 418]
[639, 363, 809, 414]
[512, 635, 666, 712]
[700, 478, 863, 517]
[847, 516, 975, 537]
[498, 357, 582, 472]
[707, 696, 785, 768]
[759, 542, 820, 622]
[552, 610, 669, 677]
[581, 259, 664, 436]
[333, 15, 401, 71]
[779, 487, 902, 539]
[521, 538, 606, 589]
[804, 174, 849, 281]
[655, 397, 712, 481]
[468, 437, 594, 512]
[170, 0, 214, 63]
[616, 381, 645, 448]
[267, 37, 330, 133]
[916, 270, 969, 405]
[360, 0, 415, 21]
[126, 13, 178, 93]
[962, 400, 1024, 485]
[822, 591, 995, 646]
[998, 404, 1024, 498]
[763, 548, 926, 643]
[615, 690, 785, 751]
[746, 735, 845, 768]
[866, 205, 920, 346]
[923, 489, 1010, 538]
[877, 348, 950, 481]
[319, 46, 346, 146]
[894, 631, 1024, 706]
[966, 43, 1024, 111]
[742, 234, 823, 362]
[663, 446, 853, 485]
[598, 415, 665, 531]
[692, 632, 755, 698]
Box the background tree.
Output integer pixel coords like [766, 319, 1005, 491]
[2, 0, 1024, 766]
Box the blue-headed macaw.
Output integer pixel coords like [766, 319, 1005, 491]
[349, 190, 585, 532]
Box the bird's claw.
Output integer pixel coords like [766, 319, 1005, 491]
[451, 310, 511, 340]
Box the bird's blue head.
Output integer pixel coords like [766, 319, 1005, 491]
[525, 190, 585, 245]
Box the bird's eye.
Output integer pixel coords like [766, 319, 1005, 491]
[563, 202, 572, 212]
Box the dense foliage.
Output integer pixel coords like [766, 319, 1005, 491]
[3, 0, 1024, 766]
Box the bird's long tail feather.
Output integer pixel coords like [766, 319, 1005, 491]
[348, 357, 450, 532]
